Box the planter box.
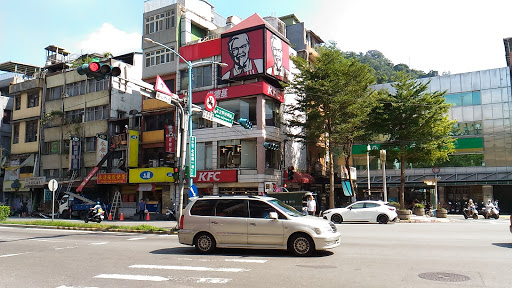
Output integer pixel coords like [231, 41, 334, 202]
[436, 208, 447, 218]
[397, 209, 411, 220]
[413, 207, 425, 216]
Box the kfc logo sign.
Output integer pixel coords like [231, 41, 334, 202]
[193, 170, 237, 183]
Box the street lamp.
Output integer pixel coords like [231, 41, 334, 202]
[143, 37, 227, 222]
[367, 144, 371, 197]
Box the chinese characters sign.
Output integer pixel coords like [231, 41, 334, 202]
[69, 137, 81, 170]
[97, 173, 127, 184]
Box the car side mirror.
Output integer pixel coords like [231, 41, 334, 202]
[269, 212, 278, 220]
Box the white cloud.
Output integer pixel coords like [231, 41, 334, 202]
[74, 23, 141, 57]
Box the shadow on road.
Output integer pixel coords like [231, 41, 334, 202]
[492, 242, 512, 248]
[150, 247, 334, 258]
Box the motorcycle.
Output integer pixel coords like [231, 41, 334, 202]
[165, 204, 176, 221]
[84, 208, 104, 223]
[483, 202, 500, 219]
[463, 205, 479, 219]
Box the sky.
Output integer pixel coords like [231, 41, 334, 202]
[1, 0, 512, 75]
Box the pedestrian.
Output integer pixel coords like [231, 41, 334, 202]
[307, 195, 316, 216]
[138, 199, 146, 220]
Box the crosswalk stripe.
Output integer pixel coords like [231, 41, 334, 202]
[94, 274, 168, 281]
[130, 264, 249, 272]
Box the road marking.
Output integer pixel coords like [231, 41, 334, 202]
[192, 277, 231, 284]
[29, 239, 62, 243]
[127, 237, 147, 241]
[94, 274, 168, 281]
[55, 246, 78, 250]
[56, 286, 99, 288]
[158, 234, 178, 237]
[0, 252, 31, 258]
[225, 259, 267, 263]
[89, 242, 108, 245]
[130, 264, 249, 272]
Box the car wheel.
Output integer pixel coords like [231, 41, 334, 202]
[494, 214, 499, 219]
[331, 214, 343, 224]
[288, 233, 314, 257]
[194, 233, 216, 254]
[377, 214, 389, 224]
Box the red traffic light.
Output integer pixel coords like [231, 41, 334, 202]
[89, 62, 100, 72]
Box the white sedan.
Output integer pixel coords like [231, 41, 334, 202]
[322, 200, 398, 224]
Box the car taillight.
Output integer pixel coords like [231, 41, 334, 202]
[179, 215, 184, 229]
[388, 207, 396, 211]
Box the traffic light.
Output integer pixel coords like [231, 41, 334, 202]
[173, 167, 180, 183]
[77, 61, 121, 80]
[287, 166, 295, 180]
[263, 142, 279, 150]
[238, 118, 253, 129]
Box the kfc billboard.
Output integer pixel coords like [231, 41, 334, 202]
[221, 29, 264, 80]
[265, 31, 290, 82]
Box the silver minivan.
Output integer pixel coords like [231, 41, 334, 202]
[178, 195, 341, 256]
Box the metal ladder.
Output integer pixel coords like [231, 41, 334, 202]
[54, 170, 77, 203]
[110, 191, 122, 220]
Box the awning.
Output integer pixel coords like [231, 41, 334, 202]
[285, 172, 315, 184]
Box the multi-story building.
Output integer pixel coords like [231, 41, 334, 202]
[1, 61, 42, 213]
[141, 0, 322, 205]
[355, 67, 512, 213]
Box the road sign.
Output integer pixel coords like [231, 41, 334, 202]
[190, 136, 196, 177]
[204, 92, 216, 112]
[202, 106, 234, 127]
[48, 179, 58, 192]
[156, 91, 176, 105]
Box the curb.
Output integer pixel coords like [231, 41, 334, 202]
[0, 223, 178, 234]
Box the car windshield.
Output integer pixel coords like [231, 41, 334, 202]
[268, 199, 304, 217]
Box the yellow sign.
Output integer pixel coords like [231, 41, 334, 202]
[129, 167, 176, 183]
[128, 130, 139, 167]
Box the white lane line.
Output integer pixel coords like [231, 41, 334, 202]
[94, 274, 168, 282]
[89, 242, 108, 245]
[28, 239, 62, 243]
[158, 234, 178, 237]
[225, 259, 267, 263]
[0, 252, 32, 258]
[127, 237, 147, 241]
[55, 246, 78, 250]
[195, 277, 232, 284]
[130, 264, 249, 272]
[56, 286, 99, 288]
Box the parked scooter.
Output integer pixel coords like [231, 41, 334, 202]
[84, 206, 104, 223]
[483, 200, 500, 219]
[165, 204, 176, 221]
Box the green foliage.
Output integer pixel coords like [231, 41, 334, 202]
[285, 42, 378, 208]
[389, 202, 400, 209]
[0, 220, 169, 232]
[343, 50, 439, 84]
[414, 203, 425, 208]
[370, 72, 456, 208]
[0, 206, 10, 221]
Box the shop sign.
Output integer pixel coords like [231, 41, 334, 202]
[97, 173, 127, 184]
[129, 167, 175, 183]
[191, 81, 284, 104]
[2, 180, 30, 192]
[24, 177, 46, 187]
[192, 170, 237, 183]
[69, 137, 81, 170]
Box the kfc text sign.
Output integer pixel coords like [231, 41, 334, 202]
[193, 170, 237, 183]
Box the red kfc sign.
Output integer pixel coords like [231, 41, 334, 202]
[193, 170, 237, 183]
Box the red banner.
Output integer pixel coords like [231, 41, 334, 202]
[192, 170, 237, 183]
[189, 81, 284, 104]
[97, 173, 128, 184]
[164, 125, 175, 153]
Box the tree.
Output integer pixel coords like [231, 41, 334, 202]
[370, 72, 455, 209]
[286, 43, 378, 208]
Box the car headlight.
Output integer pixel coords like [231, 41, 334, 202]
[313, 227, 322, 235]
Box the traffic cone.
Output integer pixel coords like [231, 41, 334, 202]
[119, 212, 124, 221]
[108, 212, 112, 221]
[146, 211, 150, 221]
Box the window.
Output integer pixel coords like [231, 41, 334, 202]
[65, 109, 83, 123]
[44, 141, 60, 154]
[44, 169, 59, 178]
[65, 81, 86, 97]
[27, 92, 39, 108]
[445, 91, 481, 106]
[3, 110, 11, 124]
[86, 105, 108, 121]
[85, 137, 96, 152]
[180, 66, 212, 90]
[249, 200, 280, 219]
[265, 100, 280, 127]
[88, 78, 109, 93]
[451, 121, 483, 136]
[190, 200, 216, 216]
[145, 48, 175, 67]
[15, 95, 21, 110]
[145, 11, 172, 34]
[196, 142, 212, 170]
[47, 86, 62, 100]
[145, 113, 173, 131]
[218, 140, 241, 168]
[215, 199, 246, 217]
[25, 120, 38, 142]
[13, 123, 19, 144]
[214, 98, 256, 127]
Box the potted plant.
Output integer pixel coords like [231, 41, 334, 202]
[436, 206, 448, 218]
[413, 203, 425, 216]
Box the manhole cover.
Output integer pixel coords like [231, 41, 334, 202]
[418, 272, 470, 282]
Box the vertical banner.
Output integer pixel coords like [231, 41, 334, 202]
[69, 137, 81, 170]
[190, 136, 196, 178]
[128, 130, 139, 168]
[96, 134, 108, 167]
[164, 124, 176, 153]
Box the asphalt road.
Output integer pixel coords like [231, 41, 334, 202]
[1, 218, 511, 288]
